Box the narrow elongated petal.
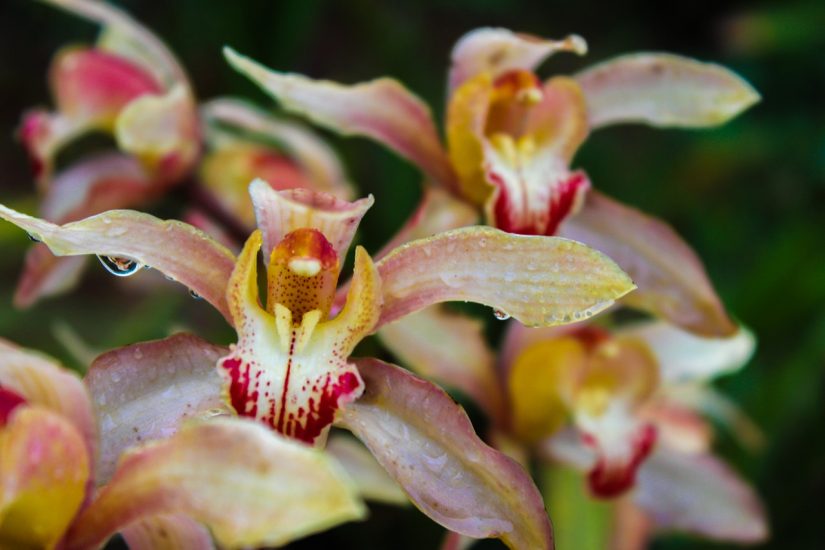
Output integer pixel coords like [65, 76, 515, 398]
[448, 27, 587, 93]
[250, 181, 373, 262]
[575, 53, 760, 128]
[85, 334, 229, 483]
[560, 191, 735, 336]
[327, 434, 408, 505]
[619, 321, 755, 383]
[120, 515, 215, 550]
[378, 307, 504, 422]
[375, 226, 635, 329]
[0, 206, 236, 323]
[635, 449, 767, 542]
[0, 339, 96, 468]
[65, 418, 366, 550]
[340, 358, 553, 549]
[202, 98, 353, 197]
[42, 0, 188, 88]
[224, 47, 457, 189]
[0, 407, 89, 549]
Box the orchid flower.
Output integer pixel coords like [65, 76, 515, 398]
[0, 180, 635, 548]
[14, 0, 199, 307]
[395, 315, 767, 547]
[224, 28, 759, 336]
[0, 337, 365, 550]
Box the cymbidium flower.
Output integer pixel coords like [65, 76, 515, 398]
[15, 0, 199, 307]
[224, 27, 759, 336]
[0, 338, 365, 550]
[399, 317, 767, 547]
[0, 181, 635, 548]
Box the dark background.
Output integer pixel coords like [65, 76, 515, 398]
[1, 0, 823, 548]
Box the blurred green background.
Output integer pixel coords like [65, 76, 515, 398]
[0, 0, 823, 548]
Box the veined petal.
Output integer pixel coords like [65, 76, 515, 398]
[84, 334, 229, 484]
[576, 53, 760, 129]
[250, 180, 373, 263]
[448, 27, 587, 93]
[42, 0, 188, 88]
[560, 191, 736, 336]
[375, 226, 635, 329]
[378, 307, 504, 423]
[0, 339, 96, 471]
[64, 418, 366, 550]
[224, 47, 457, 190]
[0, 407, 89, 549]
[219, 233, 372, 445]
[635, 449, 767, 542]
[619, 321, 755, 383]
[340, 358, 553, 549]
[0, 205, 237, 324]
[120, 515, 215, 550]
[115, 85, 200, 178]
[202, 98, 353, 198]
[327, 434, 408, 506]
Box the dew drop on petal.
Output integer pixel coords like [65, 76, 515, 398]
[26, 232, 41, 243]
[97, 255, 143, 277]
[493, 308, 511, 320]
[189, 289, 203, 300]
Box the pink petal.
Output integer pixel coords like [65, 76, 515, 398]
[377, 307, 505, 422]
[202, 98, 353, 198]
[0, 205, 237, 324]
[576, 53, 760, 129]
[327, 433, 408, 505]
[224, 47, 457, 190]
[43, 0, 188, 88]
[120, 515, 215, 550]
[341, 358, 553, 548]
[635, 449, 768, 542]
[559, 191, 736, 337]
[448, 28, 587, 93]
[0, 407, 90, 549]
[0, 338, 97, 474]
[13, 246, 87, 308]
[375, 225, 635, 329]
[65, 418, 366, 550]
[250, 180, 373, 263]
[84, 333, 229, 484]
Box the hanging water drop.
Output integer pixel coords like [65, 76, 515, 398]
[97, 255, 143, 277]
[26, 233, 41, 243]
[493, 308, 511, 321]
[189, 289, 203, 300]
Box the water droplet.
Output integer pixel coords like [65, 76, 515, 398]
[97, 255, 143, 277]
[189, 289, 203, 300]
[143, 264, 152, 270]
[26, 233, 41, 243]
[493, 309, 511, 320]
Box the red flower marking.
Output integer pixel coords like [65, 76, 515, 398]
[0, 385, 27, 427]
[544, 171, 589, 236]
[221, 357, 258, 419]
[584, 423, 657, 498]
[288, 371, 361, 444]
